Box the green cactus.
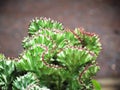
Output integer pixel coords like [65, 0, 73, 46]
[0, 17, 102, 90]
[0, 57, 15, 90]
[12, 72, 46, 90]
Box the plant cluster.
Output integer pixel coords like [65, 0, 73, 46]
[0, 17, 102, 90]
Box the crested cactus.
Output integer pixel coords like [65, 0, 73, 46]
[0, 17, 102, 90]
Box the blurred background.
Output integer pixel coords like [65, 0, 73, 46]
[0, 0, 120, 89]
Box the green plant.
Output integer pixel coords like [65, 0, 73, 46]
[12, 72, 49, 90]
[0, 17, 102, 90]
[0, 55, 15, 90]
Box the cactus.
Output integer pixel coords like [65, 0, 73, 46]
[0, 54, 15, 90]
[0, 17, 102, 90]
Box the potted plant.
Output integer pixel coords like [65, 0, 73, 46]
[0, 17, 102, 90]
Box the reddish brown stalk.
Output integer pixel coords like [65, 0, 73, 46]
[78, 62, 95, 84]
[52, 29, 64, 34]
[83, 47, 96, 56]
[79, 28, 96, 37]
[40, 44, 63, 69]
[70, 30, 83, 42]
[65, 45, 96, 57]
[65, 28, 83, 42]
[65, 28, 97, 49]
